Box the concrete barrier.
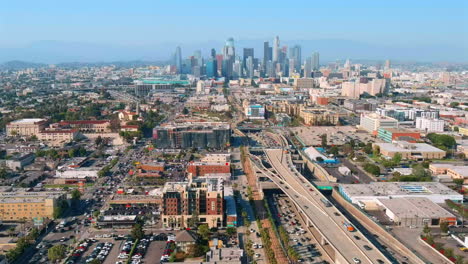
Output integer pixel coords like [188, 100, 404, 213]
[417, 237, 452, 264]
[332, 190, 426, 264]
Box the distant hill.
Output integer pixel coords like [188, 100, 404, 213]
[0, 60, 46, 70]
[0, 39, 467, 64]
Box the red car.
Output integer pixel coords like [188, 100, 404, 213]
[309, 188, 314, 192]
[291, 222, 296, 226]
[277, 213, 282, 217]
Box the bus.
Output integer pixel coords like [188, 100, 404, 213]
[320, 198, 332, 207]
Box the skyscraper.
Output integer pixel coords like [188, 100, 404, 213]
[223, 37, 235, 58]
[206, 58, 217, 78]
[246, 56, 254, 78]
[312, 52, 320, 71]
[243, 48, 254, 70]
[304, 57, 312, 77]
[263, 41, 272, 75]
[290, 45, 301, 73]
[385, 59, 391, 70]
[273, 36, 280, 62]
[222, 38, 235, 79]
[211, 48, 216, 59]
[175, 46, 182, 73]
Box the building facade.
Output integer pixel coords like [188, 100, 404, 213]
[6, 118, 47, 137]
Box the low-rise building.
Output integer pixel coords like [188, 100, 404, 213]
[360, 113, 398, 135]
[0, 189, 67, 221]
[377, 128, 421, 143]
[373, 141, 446, 160]
[299, 108, 340, 126]
[5, 153, 35, 170]
[415, 117, 445, 132]
[38, 129, 79, 146]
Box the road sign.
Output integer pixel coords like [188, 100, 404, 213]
[33, 217, 44, 226]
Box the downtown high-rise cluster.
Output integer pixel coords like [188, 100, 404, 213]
[170, 36, 320, 80]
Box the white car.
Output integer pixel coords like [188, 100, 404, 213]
[353, 258, 361, 263]
[255, 253, 261, 258]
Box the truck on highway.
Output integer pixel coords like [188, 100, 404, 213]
[320, 198, 332, 207]
[343, 221, 355, 232]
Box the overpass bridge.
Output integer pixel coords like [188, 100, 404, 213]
[251, 149, 393, 264]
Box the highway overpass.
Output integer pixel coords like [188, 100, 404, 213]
[251, 148, 393, 264]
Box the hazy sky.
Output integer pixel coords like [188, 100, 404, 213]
[1, 0, 467, 47]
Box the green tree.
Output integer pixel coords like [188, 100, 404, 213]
[363, 143, 373, 154]
[321, 134, 327, 148]
[329, 146, 339, 156]
[130, 223, 145, 240]
[392, 152, 402, 164]
[423, 224, 431, 235]
[197, 224, 210, 241]
[71, 189, 81, 200]
[48, 244, 67, 263]
[426, 133, 456, 149]
[0, 168, 9, 179]
[440, 221, 449, 233]
[187, 211, 199, 228]
[412, 164, 430, 180]
[363, 163, 380, 176]
[226, 227, 237, 237]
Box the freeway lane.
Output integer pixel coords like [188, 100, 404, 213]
[257, 149, 392, 264]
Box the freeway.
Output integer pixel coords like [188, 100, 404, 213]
[253, 148, 392, 264]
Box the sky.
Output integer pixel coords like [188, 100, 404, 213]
[0, 0, 467, 62]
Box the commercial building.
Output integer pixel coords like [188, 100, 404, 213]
[0, 189, 67, 221]
[6, 118, 47, 137]
[299, 108, 340, 126]
[153, 122, 231, 149]
[377, 128, 421, 143]
[415, 117, 445, 132]
[373, 141, 446, 160]
[293, 78, 314, 88]
[343, 100, 377, 112]
[245, 104, 265, 120]
[429, 164, 468, 180]
[134, 78, 190, 97]
[376, 197, 456, 227]
[161, 178, 224, 229]
[5, 153, 35, 170]
[58, 120, 111, 133]
[360, 113, 398, 135]
[201, 153, 231, 164]
[55, 157, 100, 179]
[338, 182, 462, 206]
[187, 162, 231, 177]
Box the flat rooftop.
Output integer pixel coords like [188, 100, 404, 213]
[377, 197, 454, 219]
[340, 182, 460, 197]
[374, 142, 445, 153]
[10, 118, 46, 124]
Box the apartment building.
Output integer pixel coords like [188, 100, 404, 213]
[299, 108, 340, 126]
[415, 117, 445, 132]
[162, 178, 224, 229]
[38, 129, 79, 146]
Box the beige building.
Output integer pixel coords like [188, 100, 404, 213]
[6, 118, 47, 137]
[360, 113, 398, 135]
[38, 129, 79, 146]
[0, 190, 67, 221]
[373, 141, 446, 160]
[299, 108, 340, 126]
[293, 78, 314, 88]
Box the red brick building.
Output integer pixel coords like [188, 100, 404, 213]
[187, 162, 230, 177]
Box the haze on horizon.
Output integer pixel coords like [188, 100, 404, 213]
[1, 0, 467, 63]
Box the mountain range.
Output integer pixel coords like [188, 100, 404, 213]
[0, 39, 466, 66]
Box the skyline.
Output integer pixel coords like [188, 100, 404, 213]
[1, 0, 467, 63]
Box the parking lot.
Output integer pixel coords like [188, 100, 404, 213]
[290, 126, 376, 146]
[267, 192, 329, 263]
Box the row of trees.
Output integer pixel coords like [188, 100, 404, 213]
[6, 228, 40, 262]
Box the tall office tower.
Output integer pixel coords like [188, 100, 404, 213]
[175, 46, 182, 73]
[344, 59, 351, 69]
[232, 57, 242, 78]
[206, 58, 217, 78]
[223, 37, 235, 58]
[273, 36, 280, 62]
[211, 48, 216, 59]
[243, 48, 254, 69]
[288, 58, 296, 76]
[304, 57, 312, 77]
[266, 61, 275, 77]
[279, 46, 288, 74]
[290, 45, 302, 73]
[215, 54, 223, 75]
[246, 56, 254, 78]
[385, 59, 391, 70]
[194, 50, 202, 68]
[312, 52, 320, 71]
[263, 41, 272, 75]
